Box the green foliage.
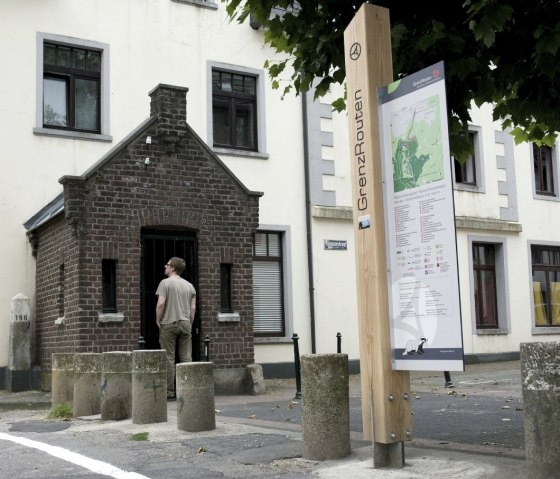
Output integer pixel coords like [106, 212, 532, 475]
[129, 432, 149, 441]
[48, 402, 73, 420]
[223, 0, 560, 159]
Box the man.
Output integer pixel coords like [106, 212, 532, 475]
[156, 257, 196, 399]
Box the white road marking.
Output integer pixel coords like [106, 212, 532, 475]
[0, 432, 150, 479]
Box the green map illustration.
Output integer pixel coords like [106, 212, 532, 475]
[391, 94, 444, 193]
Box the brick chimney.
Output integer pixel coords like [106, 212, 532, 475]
[148, 84, 189, 141]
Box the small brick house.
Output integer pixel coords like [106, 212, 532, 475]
[25, 84, 262, 393]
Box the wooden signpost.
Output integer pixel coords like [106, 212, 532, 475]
[344, 4, 412, 467]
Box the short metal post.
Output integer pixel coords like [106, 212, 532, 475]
[444, 370, 454, 388]
[336, 332, 342, 353]
[137, 336, 146, 350]
[292, 333, 302, 399]
[203, 335, 210, 362]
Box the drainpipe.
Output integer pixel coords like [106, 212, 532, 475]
[301, 90, 317, 354]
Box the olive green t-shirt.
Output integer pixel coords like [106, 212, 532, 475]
[156, 276, 196, 325]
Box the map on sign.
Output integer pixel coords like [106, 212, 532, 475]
[390, 94, 444, 193]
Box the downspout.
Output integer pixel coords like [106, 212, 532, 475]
[301, 90, 317, 354]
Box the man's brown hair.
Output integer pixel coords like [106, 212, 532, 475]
[168, 257, 186, 275]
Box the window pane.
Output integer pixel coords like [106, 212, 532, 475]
[221, 73, 232, 92]
[57, 46, 71, 67]
[86, 51, 101, 72]
[212, 70, 221, 91]
[533, 271, 548, 326]
[102, 259, 117, 313]
[75, 78, 99, 131]
[233, 74, 244, 93]
[235, 101, 256, 149]
[254, 233, 268, 256]
[244, 76, 256, 95]
[212, 98, 231, 146]
[44, 77, 68, 127]
[267, 233, 281, 256]
[253, 261, 283, 333]
[220, 264, 232, 313]
[478, 270, 498, 327]
[73, 49, 86, 70]
[44, 44, 56, 65]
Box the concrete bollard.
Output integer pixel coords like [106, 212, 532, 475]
[51, 353, 75, 407]
[132, 350, 167, 424]
[101, 351, 132, 420]
[7, 294, 32, 392]
[521, 342, 560, 478]
[73, 353, 103, 417]
[301, 353, 350, 460]
[176, 362, 215, 432]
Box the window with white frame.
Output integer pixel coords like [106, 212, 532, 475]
[207, 62, 267, 157]
[35, 33, 110, 141]
[253, 231, 284, 336]
[533, 144, 556, 196]
[468, 236, 509, 334]
[452, 127, 484, 192]
[531, 245, 560, 327]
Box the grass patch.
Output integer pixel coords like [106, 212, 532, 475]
[48, 402, 73, 420]
[129, 432, 149, 441]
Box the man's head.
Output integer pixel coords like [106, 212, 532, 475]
[165, 257, 186, 276]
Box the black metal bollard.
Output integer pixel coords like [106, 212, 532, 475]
[336, 332, 342, 353]
[137, 336, 146, 350]
[203, 335, 210, 362]
[444, 370, 454, 388]
[292, 333, 302, 399]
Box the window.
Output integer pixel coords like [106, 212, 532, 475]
[58, 264, 65, 318]
[253, 232, 284, 336]
[43, 42, 101, 132]
[533, 144, 555, 195]
[220, 263, 233, 313]
[212, 69, 258, 151]
[454, 132, 476, 185]
[102, 259, 117, 313]
[35, 33, 111, 141]
[472, 243, 499, 329]
[452, 127, 485, 193]
[531, 245, 560, 327]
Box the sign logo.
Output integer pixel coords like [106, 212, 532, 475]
[350, 42, 361, 60]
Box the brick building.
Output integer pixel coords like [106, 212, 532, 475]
[25, 85, 261, 392]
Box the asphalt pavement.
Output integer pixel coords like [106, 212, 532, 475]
[0, 360, 528, 478]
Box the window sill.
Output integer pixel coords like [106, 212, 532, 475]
[532, 326, 560, 335]
[171, 0, 218, 9]
[533, 192, 560, 202]
[34, 127, 112, 143]
[454, 183, 484, 193]
[217, 312, 240, 322]
[98, 312, 124, 323]
[255, 337, 293, 344]
[213, 147, 269, 160]
[475, 328, 508, 335]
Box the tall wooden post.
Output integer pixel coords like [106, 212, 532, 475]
[344, 4, 412, 466]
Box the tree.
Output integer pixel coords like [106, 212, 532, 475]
[224, 0, 560, 159]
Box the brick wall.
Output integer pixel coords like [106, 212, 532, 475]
[33, 84, 260, 374]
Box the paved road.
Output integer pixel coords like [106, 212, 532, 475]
[0, 361, 526, 478]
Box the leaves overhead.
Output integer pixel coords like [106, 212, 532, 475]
[224, 0, 560, 160]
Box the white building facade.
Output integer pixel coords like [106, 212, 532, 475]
[0, 0, 558, 387]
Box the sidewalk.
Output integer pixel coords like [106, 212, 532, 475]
[0, 361, 527, 478]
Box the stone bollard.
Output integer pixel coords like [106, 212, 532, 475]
[132, 350, 167, 424]
[7, 294, 32, 392]
[101, 351, 132, 420]
[51, 353, 75, 407]
[176, 362, 215, 432]
[73, 353, 103, 417]
[247, 363, 266, 395]
[521, 342, 560, 478]
[301, 353, 350, 460]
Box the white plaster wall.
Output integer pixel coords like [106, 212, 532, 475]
[312, 219, 359, 358]
[0, 0, 309, 368]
